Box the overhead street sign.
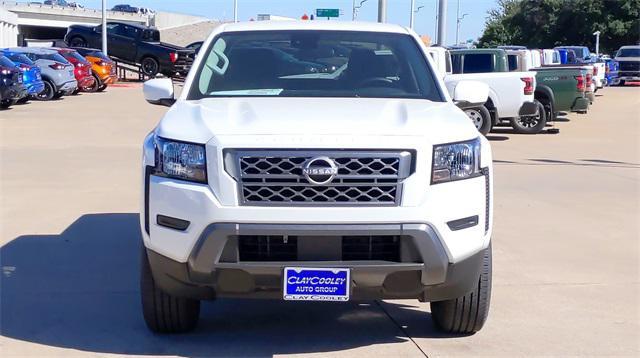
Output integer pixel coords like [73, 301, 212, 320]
[316, 9, 340, 18]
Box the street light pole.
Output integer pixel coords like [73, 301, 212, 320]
[233, 0, 238, 22]
[378, 0, 387, 23]
[410, 0, 415, 29]
[102, 0, 107, 55]
[437, 0, 447, 46]
[593, 31, 601, 56]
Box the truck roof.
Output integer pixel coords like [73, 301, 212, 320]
[450, 48, 507, 55]
[217, 21, 410, 34]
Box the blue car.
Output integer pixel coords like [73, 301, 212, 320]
[603, 58, 619, 86]
[1, 50, 45, 101]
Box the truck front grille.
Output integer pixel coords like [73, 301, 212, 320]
[224, 150, 413, 206]
[618, 62, 640, 72]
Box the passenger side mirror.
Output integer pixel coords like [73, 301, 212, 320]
[449, 80, 489, 110]
[144, 78, 175, 107]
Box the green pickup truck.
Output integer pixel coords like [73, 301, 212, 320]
[506, 49, 591, 121]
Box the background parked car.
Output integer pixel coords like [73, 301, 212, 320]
[64, 22, 194, 77]
[0, 55, 27, 109]
[603, 58, 619, 86]
[7, 48, 77, 101]
[51, 48, 95, 93]
[71, 47, 117, 92]
[111, 4, 139, 13]
[1, 50, 45, 102]
[613, 45, 640, 86]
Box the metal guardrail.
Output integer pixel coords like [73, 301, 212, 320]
[1, 1, 152, 22]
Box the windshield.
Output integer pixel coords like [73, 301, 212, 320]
[188, 30, 443, 101]
[618, 48, 640, 57]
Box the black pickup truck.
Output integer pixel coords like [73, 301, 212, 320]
[64, 22, 194, 77]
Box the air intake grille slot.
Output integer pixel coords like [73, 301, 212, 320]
[225, 150, 413, 206]
[238, 236, 297, 262]
[342, 236, 401, 261]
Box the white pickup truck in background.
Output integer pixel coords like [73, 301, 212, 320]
[427, 48, 538, 135]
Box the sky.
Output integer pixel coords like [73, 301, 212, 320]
[79, 0, 499, 45]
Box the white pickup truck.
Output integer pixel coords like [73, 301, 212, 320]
[140, 21, 494, 335]
[428, 48, 538, 134]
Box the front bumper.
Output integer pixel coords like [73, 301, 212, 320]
[146, 223, 485, 301]
[614, 73, 640, 83]
[518, 101, 539, 116]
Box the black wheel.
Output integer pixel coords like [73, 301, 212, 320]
[464, 106, 492, 135]
[72, 88, 80, 95]
[538, 97, 555, 123]
[97, 84, 108, 92]
[431, 244, 492, 334]
[69, 36, 87, 47]
[510, 100, 547, 134]
[141, 57, 160, 77]
[84, 74, 101, 92]
[36, 81, 55, 101]
[16, 96, 30, 104]
[52, 91, 64, 99]
[141, 247, 200, 333]
[0, 99, 13, 109]
[619, 80, 626, 86]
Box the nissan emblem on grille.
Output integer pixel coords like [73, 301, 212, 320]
[302, 157, 338, 185]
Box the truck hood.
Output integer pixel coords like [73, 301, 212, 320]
[155, 97, 478, 144]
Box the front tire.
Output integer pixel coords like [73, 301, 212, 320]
[464, 106, 492, 135]
[510, 100, 547, 134]
[141, 248, 200, 333]
[431, 244, 492, 334]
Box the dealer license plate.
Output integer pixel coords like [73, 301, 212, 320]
[283, 267, 350, 301]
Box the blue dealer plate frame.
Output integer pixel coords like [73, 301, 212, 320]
[283, 267, 350, 301]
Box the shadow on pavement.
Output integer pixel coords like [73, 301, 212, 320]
[1, 213, 447, 356]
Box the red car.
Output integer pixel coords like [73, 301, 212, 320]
[51, 48, 95, 93]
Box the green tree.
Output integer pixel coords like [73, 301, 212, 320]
[478, 0, 640, 54]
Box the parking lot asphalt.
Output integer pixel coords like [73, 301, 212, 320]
[1, 85, 639, 357]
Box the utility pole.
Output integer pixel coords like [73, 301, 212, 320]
[437, 0, 447, 46]
[233, 0, 238, 22]
[410, 0, 415, 29]
[102, 0, 107, 55]
[378, 0, 387, 23]
[593, 31, 601, 56]
[411, 4, 424, 30]
[434, 0, 438, 42]
[353, 0, 357, 20]
[455, 0, 467, 45]
[456, 13, 468, 44]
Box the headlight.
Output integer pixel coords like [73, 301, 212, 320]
[432, 138, 481, 184]
[154, 136, 207, 183]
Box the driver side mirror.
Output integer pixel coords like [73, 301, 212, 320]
[144, 78, 175, 107]
[450, 80, 489, 110]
